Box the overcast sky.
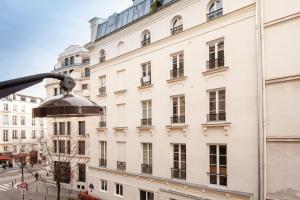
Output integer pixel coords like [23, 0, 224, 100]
[0, 0, 131, 98]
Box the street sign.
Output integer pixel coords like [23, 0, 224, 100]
[19, 182, 28, 189]
[20, 188, 26, 195]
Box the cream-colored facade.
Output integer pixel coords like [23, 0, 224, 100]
[45, 45, 92, 191]
[0, 94, 46, 161]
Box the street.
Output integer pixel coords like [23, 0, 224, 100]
[0, 167, 78, 200]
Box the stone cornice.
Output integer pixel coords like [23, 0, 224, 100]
[265, 74, 300, 85]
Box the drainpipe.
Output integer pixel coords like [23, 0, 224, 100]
[255, 0, 267, 199]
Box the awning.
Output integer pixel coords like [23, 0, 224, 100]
[0, 155, 11, 161]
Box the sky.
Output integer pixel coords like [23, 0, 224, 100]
[0, 0, 132, 98]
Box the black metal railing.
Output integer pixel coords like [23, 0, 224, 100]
[141, 164, 152, 174]
[171, 168, 186, 180]
[99, 56, 106, 63]
[99, 121, 106, 128]
[207, 112, 226, 122]
[207, 8, 223, 21]
[171, 25, 183, 35]
[117, 161, 126, 171]
[206, 58, 225, 70]
[141, 38, 151, 47]
[140, 77, 151, 86]
[170, 67, 184, 79]
[171, 116, 185, 124]
[99, 159, 107, 168]
[141, 118, 152, 126]
[99, 87, 106, 95]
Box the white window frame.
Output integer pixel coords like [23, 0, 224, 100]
[208, 144, 227, 187]
[100, 141, 107, 161]
[3, 115, 9, 125]
[142, 143, 152, 165]
[141, 62, 151, 78]
[100, 179, 108, 192]
[115, 183, 123, 197]
[172, 144, 186, 170]
[142, 100, 152, 120]
[208, 88, 226, 120]
[140, 189, 154, 200]
[3, 130, 8, 142]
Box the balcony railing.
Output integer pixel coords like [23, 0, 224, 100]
[206, 58, 225, 70]
[99, 159, 107, 168]
[140, 76, 151, 86]
[117, 161, 126, 171]
[171, 25, 183, 35]
[171, 116, 185, 124]
[99, 121, 107, 128]
[99, 56, 106, 63]
[207, 8, 223, 21]
[99, 87, 106, 95]
[141, 38, 151, 47]
[141, 164, 152, 174]
[141, 118, 152, 126]
[207, 112, 226, 122]
[170, 68, 184, 79]
[171, 168, 186, 180]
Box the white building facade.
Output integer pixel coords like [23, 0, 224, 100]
[85, 0, 260, 199]
[0, 94, 46, 163]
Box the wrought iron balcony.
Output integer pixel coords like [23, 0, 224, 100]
[171, 116, 185, 124]
[99, 56, 106, 63]
[140, 76, 151, 86]
[171, 168, 186, 180]
[207, 8, 223, 21]
[141, 118, 152, 126]
[170, 67, 184, 79]
[117, 161, 126, 171]
[141, 38, 151, 47]
[206, 58, 225, 70]
[99, 121, 106, 128]
[171, 25, 183, 35]
[207, 112, 226, 122]
[99, 159, 107, 168]
[99, 87, 106, 95]
[141, 164, 152, 174]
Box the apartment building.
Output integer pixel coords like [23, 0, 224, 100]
[0, 93, 46, 164]
[85, 0, 260, 199]
[45, 45, 92, 190]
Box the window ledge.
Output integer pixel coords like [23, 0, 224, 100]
[96, 127, 108, 132]
[202, 66, 228, 76]
[113, 127, 128, 135]
[138, 84, 153, 90]
[166, 124, 188, 136]
[136, 126, 154, 136]
[166, 76, 187, 84]
[202, 122, 231, 136]
[114, 89, 127, 95]
[97, 93, 107, 97]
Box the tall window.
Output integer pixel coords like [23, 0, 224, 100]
[58, 140, 65, 153]
[3, 146, 8, 152]
[21, 130, 26, 139]
[141, 30, 151, 47]
[78, 141, 85, 155]
[64, 57, 69, 66]
[141, 100, 152, 126]
[53, 122, 58, 135]
[100, 179, 107, 192]
[54, 88, 58, 96]
[32, 118, 36, 126]
[117, 142, 126, 171]
[141, 62, 151, 86]
[207, 40, 224, 69]
[99, 50, 106, 63]
[209, 145, 227, 186]
[13, 105, 17, 111]
[115, 183, 123, 197]
[3, 103, 8, 111]
[53, 140, 57, 153]
[207, 0, 223, 21]
[142, 143, 152, 174]
[82, 84, 88, 90]
[171, 96, 185, 124]
[140, 190, 154, 200]
[12, 130, 18, 139]
[67, 140, 71, 154]
[78, 121, 85, 136]
[78, 163, 86, 182]
[3, 115, 9, 125]
[59, 122, 65, 135]
[99, 75, 106, 95]
[3, 130, 8, 142]
[208, 89, 226, 121]
[99, 141, 107, 167]
[12, 116, 17, 125]
[172, 144, 186, 180]
[21, 116, 25, 125]
[70, 56, 74, 65]
[84, 68, 90, 78]
[100, 106, 107, 128]
[171, 16, 183, 35]
[170, 52, 184, 79]
[31, 130, 36, 139]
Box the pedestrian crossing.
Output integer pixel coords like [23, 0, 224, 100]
[0, 183, 12, 192]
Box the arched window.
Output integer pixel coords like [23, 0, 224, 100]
[99, 49, 105, 63]
[171, 16, 183, 35]
[141, 30, 151, 47]
[207, 0, 223, 21]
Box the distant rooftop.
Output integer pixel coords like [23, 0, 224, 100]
[95, 0, 174, 40]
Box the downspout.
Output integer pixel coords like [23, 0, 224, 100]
[255, 0, 267, 199]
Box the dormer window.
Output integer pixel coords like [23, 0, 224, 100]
[141, 30, 151, 47]
[99, 50, 106, 63]
[64, 58, 69, 66]
[207, 0, 223, 21]
[70, 56, 74, 65]
[171, 16, 183, 35]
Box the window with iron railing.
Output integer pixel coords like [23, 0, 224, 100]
[171, 16, 183, 35]
[99, 75, 106, 95]
[207, 40, 224, 70]
[99, 107, 107, 128]
[141, 100, 152, 126]
[12, 130, 18, 139]
[21, 130, 26, 139]
[207, 0, 223, 21]
[99, 50, 106, 63]
[142, 143, 152, 174]
[141, 31, 151, 47]
[99, 141, 107, 167]
[141, 62, 151, 86]
[171, 96, 185, 124]
[170, 52, 184, 79]
[117, 161, 126, 171]
[3, 130, 8, 142]
[59, 122, 65, 135]
[209, 145, 227, 186]
[172, 144, 186, 180]
[140, 190, 154, 200]
[208, 89, 226, 122]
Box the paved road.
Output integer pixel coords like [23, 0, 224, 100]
[0, 167, 78, 200]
